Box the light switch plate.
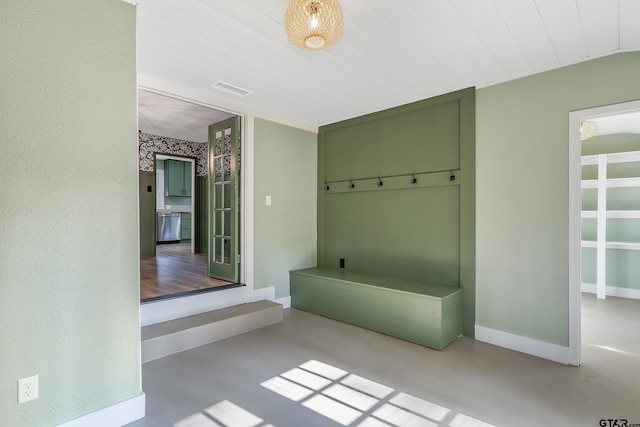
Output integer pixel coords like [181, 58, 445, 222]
[266, 195, 272, 206]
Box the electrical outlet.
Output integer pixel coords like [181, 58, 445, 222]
[18, 375, 38, 403]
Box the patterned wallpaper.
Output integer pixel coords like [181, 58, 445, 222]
[138, 132, 208, 176]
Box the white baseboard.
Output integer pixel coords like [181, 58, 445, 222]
[581, 283, 640, 300]
[58, 393, 145, 427]
[276, 296, 291, 308]
[251, 286, 276, 303]
[475, 325, 569, 365]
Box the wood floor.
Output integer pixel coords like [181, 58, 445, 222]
[140, 242, 234, 303]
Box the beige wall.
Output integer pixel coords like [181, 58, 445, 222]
[0, 1, 140, 425]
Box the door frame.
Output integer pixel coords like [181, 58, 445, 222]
[138, 87, 251, 291]
[568, 99, 640, 366]
[155, 153, 196, 253]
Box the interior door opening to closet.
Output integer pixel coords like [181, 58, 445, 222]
[569, 100, 640, 366]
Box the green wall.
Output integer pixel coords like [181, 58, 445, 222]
[196, 176, 209, 253]
[140, 171, 156, 258]
[318, 88, 476, 336]
[253, 118, 318, 299]
[0, 1, 140, 426]
[476, 52, 640, 347]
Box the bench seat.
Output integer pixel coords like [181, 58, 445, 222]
[290, 267, 463, 349]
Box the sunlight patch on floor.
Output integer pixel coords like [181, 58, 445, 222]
[260, 359, 495, 427]
[303, 394, 363, 425]
[323, 383, 379, 411]
[260, 375, 314, 402]
[174, 359, 495, 427]
[449, 413, 495, 427]
[583, 341, 640, 358]
[280, 367, 333, 390]
[204, 400, 265, 427]
[390, 393, 449, 422]
[174, 400, 275, 427]
[174, 412, 221, 427]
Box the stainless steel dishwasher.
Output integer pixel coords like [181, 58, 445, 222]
[157, 213, 181, 243]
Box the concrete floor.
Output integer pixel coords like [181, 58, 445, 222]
[128, 294, 640, 427]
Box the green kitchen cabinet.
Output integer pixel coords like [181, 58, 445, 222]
[181, 213, 191, 241]
[165, 160, 192, 196]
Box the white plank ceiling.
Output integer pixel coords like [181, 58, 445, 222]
[138, 90, 233, 142]
[136, 0, 640, 134]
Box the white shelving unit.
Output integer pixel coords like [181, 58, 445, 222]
[581, 150, 640, 299]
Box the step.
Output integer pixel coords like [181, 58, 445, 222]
[141, 300, 283, 363]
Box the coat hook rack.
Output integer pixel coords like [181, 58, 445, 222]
[323, 169, 460, 193]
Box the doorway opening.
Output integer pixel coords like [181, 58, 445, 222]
[138, 90, 243, 303]
[569, 99, 640, 366]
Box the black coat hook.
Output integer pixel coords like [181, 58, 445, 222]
[324, 183, 330, 191]
[411, 174, 417, 184]
[377, 177, 383, 187]
[348, 180, 355, 189]
[449, 171, 456, 181]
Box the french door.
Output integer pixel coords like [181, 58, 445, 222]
[208, 117, 240, 282]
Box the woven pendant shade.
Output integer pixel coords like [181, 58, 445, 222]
[285, 0, 343, 50]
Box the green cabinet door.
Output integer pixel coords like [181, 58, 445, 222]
[181, 213, 191, 240]
[165, 159, 192, 196]
[165, 159, 184, 196]
[183, 162, 192, 196]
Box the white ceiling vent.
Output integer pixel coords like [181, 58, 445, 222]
[211, 81, 252, 97]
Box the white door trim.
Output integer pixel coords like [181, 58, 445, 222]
[155, 154, 196, 253]
[568, 99, 640, 366]
[138, 87, 252, 308]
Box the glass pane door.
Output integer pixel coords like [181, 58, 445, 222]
[208, 117, 240, 282]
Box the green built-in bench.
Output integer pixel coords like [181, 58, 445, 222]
[290, 267, 463, 350]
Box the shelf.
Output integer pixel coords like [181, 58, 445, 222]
[582, 210, 640, 219]
[582, 150, 640, 166]
[581, 177, 640, 189]
[607, 241, 640, 250]
[581, 150, 639, 300]
[581, 240, 640, 250]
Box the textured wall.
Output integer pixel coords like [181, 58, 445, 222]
[138, 132, 208, 176]
[476, 52, 640, 346]
[253, 119, 318, 299]
[0, 1, 140, 425]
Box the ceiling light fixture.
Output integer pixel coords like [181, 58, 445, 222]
[580, 120, 599, 140]
[285, 0, 343, 51]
